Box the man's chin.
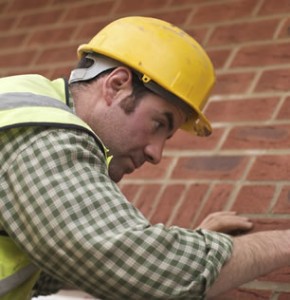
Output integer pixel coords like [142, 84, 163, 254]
[108, 168, 124, 183]
[109, 172, 122, 183]
[108, 162, 135, 182]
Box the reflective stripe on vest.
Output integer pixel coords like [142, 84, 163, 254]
[0, 263, 38, 297]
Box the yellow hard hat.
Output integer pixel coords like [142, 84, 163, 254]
[77, 16, 215, 136]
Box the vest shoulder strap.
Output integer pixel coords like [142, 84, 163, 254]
[0, 76, 110, 161]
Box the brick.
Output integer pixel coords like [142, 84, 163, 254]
[208, 19, 279, 46]
[19, 68, 52, 79]
[207, 49, 232, 69]
[51, 0, 80, 4]
[259, 266, 290, 283]
[119, 184, 141, 203]
[170, 184, 209, 228]
[64, 1, 115, 21]
[50, 65, 73, 80]
[76, 20, 111, 41]
[17, 10, 64, 28]
[134, 184, 161, 218]
[165, 128, 224, 151]
[0, 17, 16, 33]
[36, 45, 76, 64]
[124, 156, 174, 180]
[214, 288, 272, 300]
[258, 0, 290, 15]
[277, 97, 290, 119]
[0, 34, 27, 49]
[27, 27, 75, 47]
[150, 184, 185, 225]
[231, 43, 290, 68]
[150, 9, 192, 27]
[172, 156, 249, 180]
[213, 72, 255, 95]
[0, 50, 36, 68]
[231, 185, 275, 214]
[272, 186, 290, 214]
[277, 17, 290, 39]
[7, 0, 50, 12]
[170, 0, 204, 5]
[251, 217, 290, 232]
[0, 68, 42, 78]
[190, 0, 257, 25]
[115, 0, 169, 14]
[223, 125, 290, 150]
[0, 2, 8, 14]
[205, 97, 278, 123]
[248, 155, 290, 181]
[186, 27, 208, 45]
[194, 184, 233, 227]
[278, 292, 290, 300]
[255, 69, 290, 92]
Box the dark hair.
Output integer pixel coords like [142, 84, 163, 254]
[70, 55, 151, 113]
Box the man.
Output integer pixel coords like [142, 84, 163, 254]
[0, 16, 289, 300]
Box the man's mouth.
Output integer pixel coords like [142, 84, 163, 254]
[131, 157, 144, 170]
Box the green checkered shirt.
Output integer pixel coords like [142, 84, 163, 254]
[0, 125, 233, 300]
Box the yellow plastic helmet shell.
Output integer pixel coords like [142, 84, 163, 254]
[77, 16, 215, 136]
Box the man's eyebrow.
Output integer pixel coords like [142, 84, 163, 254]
[164, 112, 174, 132]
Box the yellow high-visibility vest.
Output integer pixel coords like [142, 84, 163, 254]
[0, 236, 40, 300]
[0, 74, 109, 299]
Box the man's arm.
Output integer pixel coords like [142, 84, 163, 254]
[207, 230, 290, 298]
[1, 128, 233, 299]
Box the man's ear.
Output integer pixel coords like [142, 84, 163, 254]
[103, 67, 133, 105]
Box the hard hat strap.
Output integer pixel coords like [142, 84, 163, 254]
[69, 54, 122, 84]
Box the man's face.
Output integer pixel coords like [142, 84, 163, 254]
[103, 93, 187, 182]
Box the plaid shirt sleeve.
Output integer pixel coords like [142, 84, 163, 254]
[0, 127, 233, 300]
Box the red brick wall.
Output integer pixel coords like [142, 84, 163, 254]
[1, 0, 290, 298]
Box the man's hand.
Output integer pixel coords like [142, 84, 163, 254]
[196, 211, 253, 234]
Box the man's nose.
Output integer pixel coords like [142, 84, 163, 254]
[144, 140, 164, 164]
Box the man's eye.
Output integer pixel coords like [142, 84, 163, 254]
[153, 120, 166, 131]
[153, 121, 164, 130]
